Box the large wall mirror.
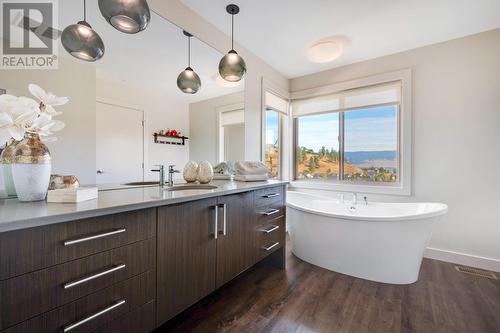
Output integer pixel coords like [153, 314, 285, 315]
[0, 2, 244, 198]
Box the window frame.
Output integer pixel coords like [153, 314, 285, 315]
[290, 69, 412, 196]
[263, 108, 282, 179]
[261, 79, 290, 180]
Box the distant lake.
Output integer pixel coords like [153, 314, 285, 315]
[345, 151, 397, 164]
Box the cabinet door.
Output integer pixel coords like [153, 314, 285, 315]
[157, 198, 218, 325]
[216, 191, 257, 288]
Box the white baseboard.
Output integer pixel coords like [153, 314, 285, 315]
[425, 247, 500, 273]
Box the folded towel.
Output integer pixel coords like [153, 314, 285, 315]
[234, 161, 269, 175]
[213, 161, 234, 175]
[234, 174, 269, 182]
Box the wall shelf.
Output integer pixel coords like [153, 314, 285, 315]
[153, 133, 189, 146]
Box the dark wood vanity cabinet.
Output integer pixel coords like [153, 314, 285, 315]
[0, 209, 157, 333]
[215, 191, 257, 288]
[156, 186, 286, 326]
[156, 197, 218, 324]
[0, 184, 286, 332]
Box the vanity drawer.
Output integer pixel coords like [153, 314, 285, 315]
[0, 238, 155, 330]
[258, 217, 285, 258]
[255, 201, 285, 225]
[93, 301, 156, 333]
[3, 270, 155, 333]
[254, 186, 284, 208]
[0, 208, 156, 280]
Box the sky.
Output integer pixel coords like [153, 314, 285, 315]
[297, 105, 398, 152]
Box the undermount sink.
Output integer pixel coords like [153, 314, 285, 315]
[165, 185, 218, 191]
[122, 181, 159, 186]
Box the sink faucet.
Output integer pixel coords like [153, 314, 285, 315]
[167, 165, 180, 187]
[151, 165, 166, 186]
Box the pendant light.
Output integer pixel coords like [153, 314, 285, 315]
[177, 31, 201, 94]
[218, 4, 246, 82]
[98, 0, 150, 34]
[61, 0, 105, 62]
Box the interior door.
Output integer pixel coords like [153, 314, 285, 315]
[216, 191, 257, 288]
[96, 101, 144, 184]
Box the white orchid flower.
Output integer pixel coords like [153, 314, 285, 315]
[9, 97, 40, 119]
[0, 110, 37, 142]
[28, 83, 68, 115]
[29, 113, 65, 137]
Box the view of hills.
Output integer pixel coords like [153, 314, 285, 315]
[295, 147, 397, 182]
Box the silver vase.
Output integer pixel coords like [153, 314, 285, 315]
[11, 133, 52, 202]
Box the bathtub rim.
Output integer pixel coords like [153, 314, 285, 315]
[287, 191, 448, 222]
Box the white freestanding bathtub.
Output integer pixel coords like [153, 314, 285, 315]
[287, 191, 448, 284]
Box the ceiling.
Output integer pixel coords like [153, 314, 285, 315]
[59, 1, 243, 103]
[181, 0, 500, 78]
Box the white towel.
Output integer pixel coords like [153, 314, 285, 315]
[234, 174, 269, 182]
[234, 161, 269, 175]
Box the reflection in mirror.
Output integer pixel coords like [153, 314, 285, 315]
[0, 2, 244, 198]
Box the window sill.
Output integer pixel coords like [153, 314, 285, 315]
[289, 180, 411, 196]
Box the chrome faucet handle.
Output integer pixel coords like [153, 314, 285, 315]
[152, 164, 165, 171]
[168, 165, 180, 173]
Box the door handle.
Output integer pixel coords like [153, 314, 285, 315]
[213, 205, 218, 239]
[220, 204, 227, 236]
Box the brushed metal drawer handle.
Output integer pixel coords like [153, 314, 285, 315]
[258, 225, 280, 234]
[63, 228, 126, 246]
[262, 193, 280, 198]
[63, 299, 126, 332]
[63, 264, 126, 289]
[261, 209, 280, 216]
[262, 242, 280, 251]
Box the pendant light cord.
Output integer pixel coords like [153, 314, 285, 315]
[188, 36, 191, 67]
[231, 13, 234, 50]
[83, 0, 86, 21]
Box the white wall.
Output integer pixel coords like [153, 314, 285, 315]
[189, 92, 244, 164]
[150, 0, 290, 161]
[0, 56, 97, 184]
[290, 29, 500, 271]
[96, 79, 189, 181]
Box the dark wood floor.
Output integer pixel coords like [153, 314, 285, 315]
[156, 236, 500, 333]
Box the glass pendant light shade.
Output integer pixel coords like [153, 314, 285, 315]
[219, 4, 246, 82]
[177, 31, 201, 94]
[177, 67, 201, 94]
[219, 49, 246, 82]
[61, 21, 105, 62]
[98, 0, 151, 34]
[61, 1, 105, 62]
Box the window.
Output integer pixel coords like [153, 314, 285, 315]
[218, 106, 245, 162]
[263, 90, 288, 179]
[293, 81, 401, 186]
[264, 109, 280, 178]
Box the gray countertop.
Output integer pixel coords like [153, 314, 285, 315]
[0, 180, 288, 233]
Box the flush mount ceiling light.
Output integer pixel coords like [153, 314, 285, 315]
[98, 0, 150, 34]
[177, 31, 201, 94]
[307, 39, 343, 63]
[212, 73, 241, 88]
[218, 4, 246, 82]
[61, 0, 105, 62]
